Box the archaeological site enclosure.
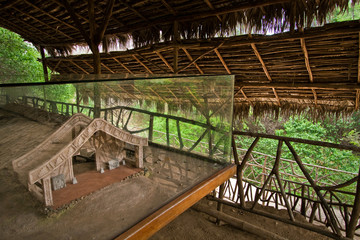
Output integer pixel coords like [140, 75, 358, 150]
[2, 0, 360, 239]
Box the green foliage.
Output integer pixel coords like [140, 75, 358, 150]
[0, 27, 44, 83]
[327, 2, 360, 22]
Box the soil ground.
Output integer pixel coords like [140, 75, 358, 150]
[0, 108, 333, 240]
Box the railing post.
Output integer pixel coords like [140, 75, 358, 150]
[346, 165, 360, 238]
[216, 183, 225, 225]
[166, 118, 170, 146]
[301, 184, 306, 216]
[149, 115, 154, 142]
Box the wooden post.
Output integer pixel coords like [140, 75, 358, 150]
[149, 115, 154, 141]
[42, 177, 53, 206]
[216, 183, 225, 225]
[166, 118, 170, 146]
[40, 46, 49, 82]
[346, 165, 360, 238]
[173, 21, 179, 73]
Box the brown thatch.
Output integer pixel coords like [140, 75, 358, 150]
[0, 0, 358, 55]
[46, 20, 360, 119]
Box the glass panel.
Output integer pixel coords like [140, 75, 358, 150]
[0, 74, 234, 238]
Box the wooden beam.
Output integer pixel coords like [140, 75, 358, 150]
[133, 55, 153, 74]
[300, 38, 313, 83]
[186, 87, 202, 107]
[358, 33, 360, 84]
[238, 82, 360, 91]
[52, 60, 62, 72]
[118, 85, 139, 100]
[182, 48, 203, 74]
[62, 0, 92, 46]
[97, 0, 115, 44]
[70, 60, 89, 74]
[173, 21, 180, 73]
[156, 51, 174, 73]
[23, 0, 79, 32]
[160, 0, 176, 15]
[251, 43, 272, 81]
[312, 88, 318, 107]
[166, 86, 178, 100]
[83, 60, 94, 70]
[272, 87, 280, 106]
[112, 57, 133, 74]
[13, 7, 73, 40]
[356, 90, 360, 110]
[178, 42, 224, 73]
[0, 0, 21, 10]
[101, 62, 115, 73]
[115, 165, 236, 240]
[240, 88, 253, 105]
[135, 52, 167, 73]
[203, 0, 221, 21]
[214, 48, 231, 74]
[40, 46, 49, 82]
[148, 87, 168, 103]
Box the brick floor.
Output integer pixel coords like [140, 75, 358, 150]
[52, 165, 141, 208]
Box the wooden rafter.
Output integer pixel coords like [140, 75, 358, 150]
[251, 43, 272, 81]
[132, 85, 155, 100]
[214, 48, 231, 74]
[112, 57, 133, 74]
[178, 42, 224, 73]
[119, 0, 158, 30]
[133, 55, 153, 74]
[239, 88, 253, 105]
[23, 0, 79, 32]
[166, 86, 178, 100]
[62, 0, 92, 46]
[160, 0, 176, 15]
[101, 62, 115, 73]
[182, 48, 203, 74]
[272, 88, 281, 106]
[148, 87, 168, 103]
[83, 60, 94, 70]
[52, 60, 62, 72]
[203, 0, 221, 21]
[118, 85, 139, 100]
[70, 60, 89, 74]
[13, 7, 73, 40]
[136, 52, 166, 73]
[186, 87, 202, 107]
[358, 33, 360, 84]
[312, 88, 318, 107]
[97, 0, 115, 42]
[156, 51, 174, 73]
[356, 90, 359, 110]
[300, 38, 313, 83]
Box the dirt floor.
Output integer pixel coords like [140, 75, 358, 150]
[0, 108, 334, 240]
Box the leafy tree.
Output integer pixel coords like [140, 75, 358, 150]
[0, 27, 44, 83]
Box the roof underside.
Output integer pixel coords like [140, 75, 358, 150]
[47, 21, 360, 119]
[0, 0, 357, 51]
[1, 0, 360, 118]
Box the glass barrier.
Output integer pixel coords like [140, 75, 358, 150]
[0, 74, 234, 239]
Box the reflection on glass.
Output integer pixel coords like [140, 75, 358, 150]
[0, 75, 234, 238]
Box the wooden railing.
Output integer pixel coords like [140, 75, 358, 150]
[2, 96, 230, 163]
[210, 132, 360, 239]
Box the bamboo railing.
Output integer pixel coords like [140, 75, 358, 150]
[209, 132, 360, 239]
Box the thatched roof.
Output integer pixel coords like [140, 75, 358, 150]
[0, 0, 358, 54]
[46, 20, 360, 119]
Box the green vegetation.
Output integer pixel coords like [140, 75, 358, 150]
[0, 27, 44, 83]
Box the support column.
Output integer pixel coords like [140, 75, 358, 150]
[42, 177, 53, 206]
[135, 145, 144, 168]
[40, 46, 49, 82]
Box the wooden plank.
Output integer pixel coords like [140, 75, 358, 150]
[239, 82, 360, 91]
[300, 38, 313, 83]
[160, 0, 176, 15]
[40, 46, 49, 82]
[115, 164, 236, 240]
[203, 0, 221, 21]
[214, 49, 231, 74]
[358, 32, 360, 84]
[251, 43, 272, 81]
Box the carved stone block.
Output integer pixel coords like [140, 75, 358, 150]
[108, 159, 120, 170]
[51, 174, 66, 191]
